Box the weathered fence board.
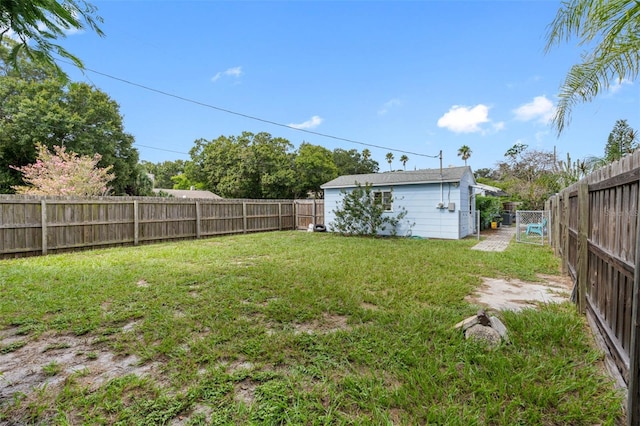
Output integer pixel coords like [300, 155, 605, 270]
[547, 149, 640, 425]
[0, 196, 324, 259]
[295, 199, 324, 230]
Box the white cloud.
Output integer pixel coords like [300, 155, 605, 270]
[211, 66, 243, 82]
[609, 78, 633, 95]
[378, 98, 402, 115]
[437, 104, 491, 133]
[289, 115, 323, 130]
[513, 96, 555, 123]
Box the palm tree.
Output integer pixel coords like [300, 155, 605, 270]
[399, 155, 409, 170]
[385, 152, 394, 171]
[545, 1, 640, 134]
[362, 149, 371, 161]
[457, 145, 472, 166]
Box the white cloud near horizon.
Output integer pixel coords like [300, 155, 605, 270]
[211, 66, 243, 82]
[378, 98, 402, 115]
[513, 95, 555, 123]
[437, 104, 492, 133]
[289, 115, 323, 130]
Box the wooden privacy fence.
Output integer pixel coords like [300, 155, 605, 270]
[546, 151, 640, 424]
[294, 199, 324, 230]
[0, 196, 324, 259]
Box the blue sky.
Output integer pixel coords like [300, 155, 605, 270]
[56, 0, 639, 173]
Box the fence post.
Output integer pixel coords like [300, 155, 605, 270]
[278, 203, 282, 231]
[627, 182, 640, 425]
[195, 201, 201, 239]
[293, 200, 297, 230]
[41, 200, 48, 255]
[562, 193, 570, 275]
[312, 199, 317, 225]
[553, 195, 560, 255]
[133, 200, 139, 245]
[243, 202, 247, 234]
[577, 183, 589, 313]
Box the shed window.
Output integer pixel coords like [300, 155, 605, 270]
[373, 191, 393, 212]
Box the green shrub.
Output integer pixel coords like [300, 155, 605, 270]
[330, 183, 411, 236]
[476, 195, 502, 228]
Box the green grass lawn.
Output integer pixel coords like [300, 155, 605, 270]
[0, 231, 624, 425]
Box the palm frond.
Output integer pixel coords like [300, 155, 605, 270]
[547, 0, 640, 133]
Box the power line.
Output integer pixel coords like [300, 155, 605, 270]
[134, 143, 189, 156]
[62, 60, 441, 159]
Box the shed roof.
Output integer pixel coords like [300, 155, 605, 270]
[321, 166, 472, 189]
[473, 183, 508, 197]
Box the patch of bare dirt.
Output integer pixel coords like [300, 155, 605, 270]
[169, 403, 214, 426]
[293, 313, 351, 335]
[0, 325, 158, 407]
[226, 360, 255, 374]
[234, 378, 257, 405]
[467, 274, 572, 311]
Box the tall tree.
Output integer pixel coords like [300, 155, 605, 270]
[0, 47, 142, 194]
[457, 145, 472, 166]
[187, 132, 296, 199]
[604, 119, 638, 162]
[0, 0, 104, 77]
[545, 0, 640, 133]
[294, 142, 337, 198]
[496, 145, 560, 209]
[399, 155, 409, 170]
[385, 152, 394, 171]
[332, 148, 378, 175]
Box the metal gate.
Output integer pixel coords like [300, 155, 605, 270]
[516, 210, 551, 245]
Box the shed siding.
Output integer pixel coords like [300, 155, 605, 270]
[457, 170, 476, 238]
[324, 183, 464, 239]
[323, 188, 342, 231]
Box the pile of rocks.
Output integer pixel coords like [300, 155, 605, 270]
[454, 310, 509, 348]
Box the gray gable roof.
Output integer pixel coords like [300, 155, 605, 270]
[321, 166, 472, 189]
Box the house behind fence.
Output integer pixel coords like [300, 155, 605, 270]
[0, 196, 323, 259]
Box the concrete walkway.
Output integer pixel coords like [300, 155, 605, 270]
[471, 225, 516, 252]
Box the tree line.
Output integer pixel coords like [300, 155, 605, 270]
[0, 40, 380, 198]
[143, 137, 378, 199]
[3, 0, 640, 204]
[475, 119, 639, 209]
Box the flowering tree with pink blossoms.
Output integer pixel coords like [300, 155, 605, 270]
[11, 143, 114, 196]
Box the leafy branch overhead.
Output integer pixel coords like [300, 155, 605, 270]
[0, 0, 104, 77]
[545, 0, 640, 133]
